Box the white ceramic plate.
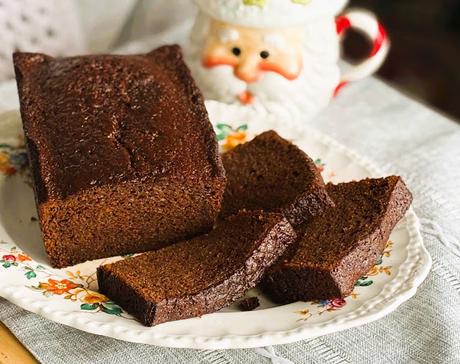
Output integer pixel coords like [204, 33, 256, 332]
[0, 100, 431, 349]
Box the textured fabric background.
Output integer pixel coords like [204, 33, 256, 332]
[1, 3, 460, 363]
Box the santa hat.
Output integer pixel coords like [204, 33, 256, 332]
[194, 0, 348, 28]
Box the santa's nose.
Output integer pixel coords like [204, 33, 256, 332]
[234, 53, 262, 84]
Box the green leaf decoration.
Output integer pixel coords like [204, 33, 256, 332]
[236, 124, 248, 131]
[215, 124, 231, 141]
[103, 301, 118, 307]
[216, 123, 232, 132]
[101, 302, 123, 316]
[0, 144, 15, 150]
[2, 262, 11, 268]
[25, 270, 37, 279]
[80, 303, 98, 311]
[36, 265, 46, 270]
[356, 280, 373, 287]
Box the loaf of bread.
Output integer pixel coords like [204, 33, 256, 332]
[14, 45, 226, 268]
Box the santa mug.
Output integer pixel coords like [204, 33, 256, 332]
[186, 0, 389, 120]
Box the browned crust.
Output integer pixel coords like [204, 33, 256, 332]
[262, 176, 413, 303]
[97, 212, 296, 326]
[14, 45, 224, 204]
[282, 181, 334, 226]
[331, 177, 412, 296]
[220, 130, 334, 226]
[145, 46, 225, 182]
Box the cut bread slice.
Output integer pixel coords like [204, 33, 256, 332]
[220, 130, 334, 226]
[262, 176, 412, 303]
[97, 211, 296, 326]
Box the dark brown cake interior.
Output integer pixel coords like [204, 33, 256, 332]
[262, 176, 412, 302]
[220, 130, 333, 225]
[14, 45, 226, 267]
[291, 177, 405, 267]
[98, 211, 296, 326]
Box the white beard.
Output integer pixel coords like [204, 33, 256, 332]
[184, 13, 341, 122]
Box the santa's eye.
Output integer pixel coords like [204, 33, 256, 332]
[260, 50, 270, 59]
[232, 47, 241, 56]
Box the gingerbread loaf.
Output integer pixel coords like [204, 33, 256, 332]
[220, 130, 334, 226]
[97, 211, 296, 326]
[262, 176, 412, 303]
[14, 45, 226, 268]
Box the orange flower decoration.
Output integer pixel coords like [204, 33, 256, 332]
[17, 253, 32, 262]
[223, 132, 247, 151]
[367, 265, 392, 276]
[82, 291, 109, 304]
[366, 266, 379, 276]
[0, 153, 16, 175]
[39, 279, 80, 295]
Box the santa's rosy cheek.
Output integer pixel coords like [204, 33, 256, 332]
[202, 55, 238, 68]
[259, 61, 302, 80]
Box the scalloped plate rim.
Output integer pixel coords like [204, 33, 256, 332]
[0, 103, 431, 349]
[0, 209, 430, 349]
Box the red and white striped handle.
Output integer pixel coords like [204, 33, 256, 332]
[334, 9, 390, 96]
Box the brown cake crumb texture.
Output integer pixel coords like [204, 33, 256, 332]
[238, 297, 260, 311]
[97, 211, 296, 326]
[262, 176, 413, 303]
[220, 130, 334, 226]
[13, 45, 226, 268]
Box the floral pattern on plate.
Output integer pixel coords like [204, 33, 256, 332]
[0, 241, 125, 317]
[0, 143, 28, 176]
[0, 104, 430, 348]
[296, 240, 393, 321]
[215, 123, 249, 152]
[0, 139, 390, 322]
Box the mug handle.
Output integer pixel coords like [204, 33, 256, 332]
[334, 9, 390, 96]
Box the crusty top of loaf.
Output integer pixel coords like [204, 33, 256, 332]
[14, 45, 224, 203]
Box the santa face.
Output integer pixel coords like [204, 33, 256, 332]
[185, 12, 340, 118]
[202, 20, 304, 84]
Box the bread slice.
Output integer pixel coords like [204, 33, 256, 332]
[262, 176, 412, 303]
[220, 130, 334, 226]
[97, 211, 296, 326]
[14, 45, 226, 267]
